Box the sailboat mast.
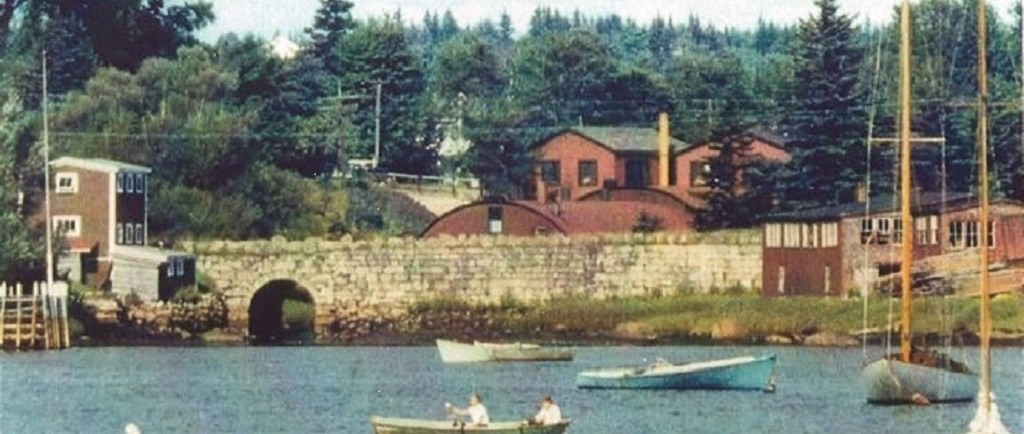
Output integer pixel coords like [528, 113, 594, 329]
[898, 0, 913, 364]
[976, 0, 992, 414]
[42, 50, 53, 290]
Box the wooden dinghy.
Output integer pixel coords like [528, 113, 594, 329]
[435, 339, 573, 363]
[370, 417, 570, 434]
[577, 354, 777, 390]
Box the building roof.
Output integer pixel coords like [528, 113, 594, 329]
[51, 157, 152, 174]
[112, 245, 193, 265]
[762, 192, 999, 222]
[553, 200, 692, 234]
[676, 128, 789, 156]
[537, 127, 690, 154]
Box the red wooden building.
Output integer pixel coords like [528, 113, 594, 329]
[761, 192, 1024, 297]
[48, 157, 195, 301]
[423, 115, 790, 238]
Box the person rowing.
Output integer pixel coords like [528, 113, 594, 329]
[524, 395, 562, 426]
[445, 393, 489, 427]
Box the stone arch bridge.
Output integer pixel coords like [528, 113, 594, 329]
[194, 232, 761, 337]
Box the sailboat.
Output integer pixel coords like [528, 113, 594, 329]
[965, 0, 1009, 431]
[859, 0, 978, 405]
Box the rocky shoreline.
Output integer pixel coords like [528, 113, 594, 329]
[72, 295, 1024, 347]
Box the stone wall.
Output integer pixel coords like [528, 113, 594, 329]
[194, 231, 761, 329]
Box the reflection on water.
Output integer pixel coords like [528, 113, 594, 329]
[1, 346, 1020, 433]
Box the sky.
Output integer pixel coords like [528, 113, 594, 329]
[193, 0, 1020, 43]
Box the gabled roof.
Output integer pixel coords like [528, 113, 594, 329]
[536, 127, 690, 153]
[676, 128, 789, 156]
[761, 192, 1016, 222]
[51, 157, 151, 174]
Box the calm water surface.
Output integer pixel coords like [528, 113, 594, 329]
[1, 346, 1021, 433]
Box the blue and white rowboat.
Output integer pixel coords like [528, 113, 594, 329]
[577, 354, 777, 390]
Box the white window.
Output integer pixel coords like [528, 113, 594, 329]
[915, 217, 928, 245]
[135, 174, 145, 194]
[950, 221, 965, 248]
[175, 259, 184, 276]
[860, 218, 874, 244]
[821, 223, 838, 247]
[116, 173, 124, 193]
[783, 223, 801, 248]
[135, 224, 144, 245]
[125, 224, 134, 244]
[487, 206, 503, 234]
[53, 215, 81, 237]
[55, 172, 78, 194]
[928, 215, 939, 245]
[765, 224, 782, 247]
[778, 266, 786, 294]
[126, 172, 134, 193]
[966, 221, 979, 248]
[116, 223, 124, 244]
[893, 219, 903, 245]
[166, 261, 174, 277]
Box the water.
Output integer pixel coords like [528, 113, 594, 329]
[1, 346, 1021, 433]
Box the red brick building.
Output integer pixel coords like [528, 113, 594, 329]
[423, 117, 790, 238]
[49, 157, 194, 300]
[760, 193, 1024, 297]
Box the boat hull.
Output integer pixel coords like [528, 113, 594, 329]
[577, 355, 776, 390]
[861, 358, 977, 404]
[371, 417, 570, 434]
[436, 340, 573, 363]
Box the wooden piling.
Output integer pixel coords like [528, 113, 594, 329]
[15, 283, 22, 349]
[30, 291, 38, 348]
[1, 283, 6, 346]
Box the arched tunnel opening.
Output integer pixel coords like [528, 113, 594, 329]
[248, 279, 316, 345]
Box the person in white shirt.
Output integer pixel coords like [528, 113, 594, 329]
[445, 393, 489, 427]
[528, 396, 562, 426]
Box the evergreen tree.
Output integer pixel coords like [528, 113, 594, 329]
[306, 0, 355, 75]
[780, 0, 865, 209]
[337, 17, 439, 174]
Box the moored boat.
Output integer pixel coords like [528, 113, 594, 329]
[859, 0, 977, 407]
[370, 417, 570, 434]
[861, 351, 977, 404]
[435, 339, 573, 363]
[576, 354, 776, 390]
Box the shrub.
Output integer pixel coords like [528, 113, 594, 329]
[169, 287, 228, 337]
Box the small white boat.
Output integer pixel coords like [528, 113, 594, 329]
[577, 354, 777, 390]
[370, 417, 570, 434]
[435, 339, 573, 363]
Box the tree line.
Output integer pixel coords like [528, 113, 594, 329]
[2, 0, 1023, 279]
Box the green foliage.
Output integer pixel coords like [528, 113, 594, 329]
[169, 288, 228, 338]
[338, 16, 439, 174]
[462, 100, 539, 198]
[344, 181, 434, 237]
[282, 299, 315, 331]
[307, 0, 355, 75]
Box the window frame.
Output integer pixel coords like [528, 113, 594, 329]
[540, 160, 561, 184]
[55, 172, 78, 194]
[135, 174, 145, 194]
[487, 206, 503, 234]
[116, 223, 124, 245]
[116, 173, 124, 193]
[135, 223, 144, 245]
[577, 160, 598, 187]
[53, 215, 82, 237]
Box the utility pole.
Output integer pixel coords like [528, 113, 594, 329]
[42, 50, 53, 291]
[374, 82, 382, 169]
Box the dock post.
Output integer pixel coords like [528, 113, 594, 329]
[15, 283, 22, 349]
[1, 282, 6, 346]
[61, 295, 70, 349]
[30, 287, 38, 348]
